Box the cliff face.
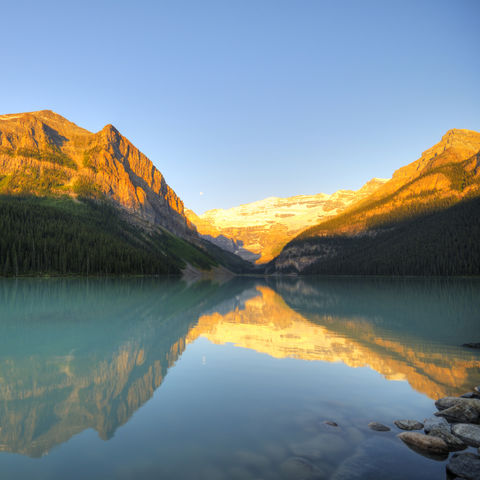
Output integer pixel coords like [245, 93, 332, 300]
[272, 129, 480, 273]
[187, 178, 388, 263]
[0, 110, 193, 237]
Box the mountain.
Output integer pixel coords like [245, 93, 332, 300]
[0, 110, 192, 236]
[270, 128, 480, 274]
[0, 110, 252, 275]
[187, 178, 388, 264]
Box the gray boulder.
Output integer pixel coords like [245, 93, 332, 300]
[424, 415, 450, 434]
[451, 423, 480, 447]
[427, 428, 467, 451]
[446, 452, 480, 480]
[435, 402, 480, 424]
[435, 397, 480, 413]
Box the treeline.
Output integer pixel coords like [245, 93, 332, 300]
[295, 197, 480, 275]
[0, 196, 216, 276]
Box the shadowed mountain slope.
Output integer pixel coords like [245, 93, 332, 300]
[270, 129, 480, 274]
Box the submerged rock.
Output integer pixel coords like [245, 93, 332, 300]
[280, 456, 323, 479]
[424, 416, 450, 434]
[368, 422, 390, 432]
[393, 419, 423, 431]
[397, 432, 449, 458]
[427, 428, 467, 451]
[446, 452, 480, 480]
[451, 424, 480, 447]
[324, 421, 339, 427]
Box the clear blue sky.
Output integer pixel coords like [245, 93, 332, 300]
[1, 0, 479, 213]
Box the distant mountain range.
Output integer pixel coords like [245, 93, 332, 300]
[187, 178, 388, 263]
[1, 110, 479, 276]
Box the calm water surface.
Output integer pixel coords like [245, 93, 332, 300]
[0, 277, 479, 479]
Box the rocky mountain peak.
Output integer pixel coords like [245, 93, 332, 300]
[0, 110, 193, 237]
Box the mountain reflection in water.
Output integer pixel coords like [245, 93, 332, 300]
[0, 277, 478, 459]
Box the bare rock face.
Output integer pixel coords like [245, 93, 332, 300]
[186, 178, 388, 264]
[0, 110, 194, 237]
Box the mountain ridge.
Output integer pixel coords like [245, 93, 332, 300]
[270, 128, 480, 274]
[187, 177, 388, 263]
[0, 109, 192, 237]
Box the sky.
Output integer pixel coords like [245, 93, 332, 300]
[1, 0, 479, 213]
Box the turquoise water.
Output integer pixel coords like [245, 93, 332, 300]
[0, 277, 479, 479]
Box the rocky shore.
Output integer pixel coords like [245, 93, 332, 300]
[368, 386, 480, 479]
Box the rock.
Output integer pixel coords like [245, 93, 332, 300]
[451, 423, 480, 447]
[397, 432, 449, 457]
[446, 452, 480, 480]
[393, 419, 423, 431]
[424, 415, 450, 434]
[436, 396, 463, 410]
[475, 385, 480, 394]
[435, 396, 480, 411]
[435, 402, 480, 424]
[460, 392, 480, 399]
[427, 428, 467, 451]
[463, 343, 480, 349]
[280, 456, 323, 479]
[368, 422, 390, 432]
[324, 421, 338, 427]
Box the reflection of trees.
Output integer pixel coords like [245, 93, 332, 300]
[0, 277, 258, 457]
[0, 277, 478, 458]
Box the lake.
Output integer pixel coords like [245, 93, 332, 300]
[0, 276, 479, 479]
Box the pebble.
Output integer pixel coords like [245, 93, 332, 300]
[324, 421, 338, 427]
[368, 422, 390, 432]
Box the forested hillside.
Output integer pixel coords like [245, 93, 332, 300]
[0, 196, 218, 276]
[273, 197, 480, 275]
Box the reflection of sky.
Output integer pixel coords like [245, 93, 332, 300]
[0, 277, 478, 479]
[0, 337, 444, 480]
